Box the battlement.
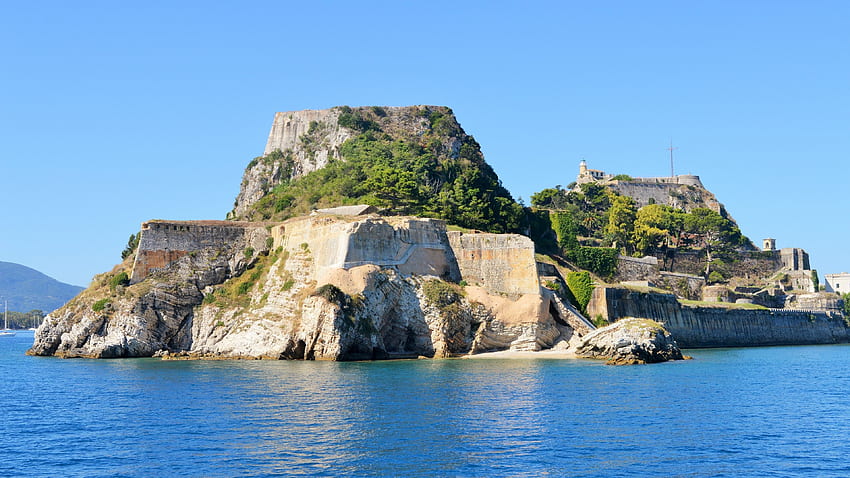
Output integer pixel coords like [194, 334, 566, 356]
[576, 160, 703, 188]
[130, 220, 273, 283]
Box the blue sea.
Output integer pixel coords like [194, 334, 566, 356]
[3, 331, 850, 477]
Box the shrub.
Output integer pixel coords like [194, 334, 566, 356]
[237, 282, 252, 295]
[109, 272, 130, 290]
[708, 271, 724, 284]
[567, 246, 618, 278]
[422, 279, 463, 309]
[92, 298, 110, 313]
[313, 284, 347, 304]
[282, 278, 295, 291]
[592, 314, 608, 328]
[566, 271, 594, 315]
[243, 247, 254, 259]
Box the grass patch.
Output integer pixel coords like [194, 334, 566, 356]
[92, 298, 110, 312]
[679, 299, 768, 310]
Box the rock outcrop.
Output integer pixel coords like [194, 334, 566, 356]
[29, 214, 584, 360]
[575, 318, 686, 365]
[231, 105, 470, 219]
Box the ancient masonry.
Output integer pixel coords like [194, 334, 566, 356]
[575, 160, 721, 212]
[588, 287, 849, 347]
[130, 212, 541, 299]
[130, 220, 273, 283]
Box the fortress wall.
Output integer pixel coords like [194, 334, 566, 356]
[614, 255, 660, 282]
[588, 287, 850, 347]
[131, 221, 272, 283]
[447, 232, 539, 296]
[610, 182, 678, 209]
[278, 216, 460, 284]
[653, 249, 783, 279]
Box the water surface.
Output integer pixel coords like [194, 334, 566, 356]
[3, 332, 850, 477]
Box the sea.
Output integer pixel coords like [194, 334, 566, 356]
[3, 331, 850, 478]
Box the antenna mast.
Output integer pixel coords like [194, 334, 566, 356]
[666, 140, 678, 178]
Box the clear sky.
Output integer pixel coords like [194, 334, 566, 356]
[2, 1, 848, 287]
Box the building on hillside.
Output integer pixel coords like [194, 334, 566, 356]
[825, 273, 850, 295]
[575, 161, 704, 188]
[763, 238, 776, 251]
[780, 248, 810, 271]
[577, 160, 614, 184]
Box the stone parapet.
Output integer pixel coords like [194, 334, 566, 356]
[130, 220, 272, 283]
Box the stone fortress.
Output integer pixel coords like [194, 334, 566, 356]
[576, 160, 833, 310]
[575, 160, 721, 212]
[28, 108, 850, 360]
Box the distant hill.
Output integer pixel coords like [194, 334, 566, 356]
[0, 261, 83, 313]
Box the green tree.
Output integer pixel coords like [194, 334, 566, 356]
[603, 195, 636, 253]
[121, 233, 140, 260]
[684, 208, 738, 277]
[632, 204, 686, 254]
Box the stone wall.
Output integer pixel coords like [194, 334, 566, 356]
[130, 220, 272, 283]
[614, 255, 659, 282]
[608, 181, 720, 212]
[653, 249, 783, 280]
[447, 231, 539, 296]
[587, 287, 850, 347]
[780, 248, 810, 271]
[274, 215, 461, 285]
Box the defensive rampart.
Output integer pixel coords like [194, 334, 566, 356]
[130, 220, 272, 283]
[588, 287, 850, 347]
[274, 216, 461, 284]
[447, 231, 539, 296]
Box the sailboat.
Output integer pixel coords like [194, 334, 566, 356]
[0, 301, 15, 337]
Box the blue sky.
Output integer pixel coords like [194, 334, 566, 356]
[2, 1, 848, 287]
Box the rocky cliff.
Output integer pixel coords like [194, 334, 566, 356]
[29, 214, 580, 360]
[233, 106, 475, 219]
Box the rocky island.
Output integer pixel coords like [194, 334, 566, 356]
[29, 105, 847, 363]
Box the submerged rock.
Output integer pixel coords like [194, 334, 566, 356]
[575, 318, 687, 365]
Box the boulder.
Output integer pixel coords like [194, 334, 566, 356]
[575, 318, 687, 365]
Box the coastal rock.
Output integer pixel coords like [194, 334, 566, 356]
[575, 318, 685, 365]
[30, 214, 575, 360]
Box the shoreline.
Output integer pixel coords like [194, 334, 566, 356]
[461, 349, 580, 360]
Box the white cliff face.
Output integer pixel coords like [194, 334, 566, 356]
[30, 214, 576, 360]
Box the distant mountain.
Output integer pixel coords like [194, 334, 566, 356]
[0, 261, 83, 313]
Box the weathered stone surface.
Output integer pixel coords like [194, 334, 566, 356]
[30, 214, 580, 360]
[588, 286, 850, 348]
[131, 220, 272, 283]
[447, 231, 539, 296]
[575, 318, 685, 365]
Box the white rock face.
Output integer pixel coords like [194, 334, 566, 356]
[575, 318, 685, 365]
[30, 215, 576, 360]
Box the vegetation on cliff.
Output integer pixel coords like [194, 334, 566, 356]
[238, 106, 524, 234]
[530, 183, 752, 282]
